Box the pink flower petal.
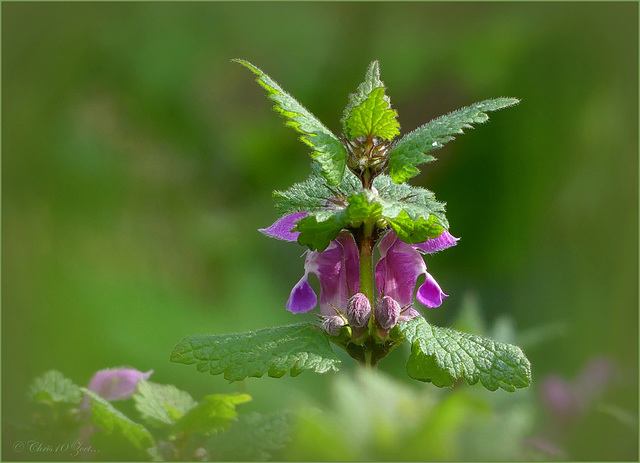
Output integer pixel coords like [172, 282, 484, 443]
[259, 212, 307, 241]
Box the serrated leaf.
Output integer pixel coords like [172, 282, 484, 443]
[294, 191, 382, 251]
[82, 389, 155, 461]
[341, 60, 388, 129]
[340, 60, 391, 138]
[374, 173, 449, 227]
[170, 323, 340, 382]
[388, 97, 520, 183]
[172, 393, 251, 437]
[295, 212, 347, 252]
[28, 370, 82, 405]
[273, 170, 361, 215]
[133, 381, 197, 428]
[387, 210, 444, 244]
[345, 87, 400, 141]
[288, 176, 448, 250]
[233, 59, 347, 185]
[206, 411, 292, 461]
[397, 317, 531, 392]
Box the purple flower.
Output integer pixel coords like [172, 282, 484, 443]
[80, 367, 153, 443]
[87, 368, 153, 401]
[260, 213, 457, 318]
[540, 356, 618, 419]
[541, 376, 579, 418]
[259, 212, 306, 242]
[286, 232, 360, 315]
[375, 231, 450, 309]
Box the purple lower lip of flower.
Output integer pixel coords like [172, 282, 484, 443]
[285, 274, 317, 313]
[286, 233, 360, 315]
[259, 212, 307, 241]
[416, 272, 448, 308]
[87, 368, 153, 401]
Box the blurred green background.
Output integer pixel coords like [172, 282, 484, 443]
[3, 2, 638, 461]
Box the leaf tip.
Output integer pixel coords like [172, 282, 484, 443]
[232, 58, 261, 76]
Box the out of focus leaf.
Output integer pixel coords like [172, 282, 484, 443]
[171, 393, 251, 437]
[206, 411, 292, 460]
[133, 381, 197, 428]
[82, 389, 155, 461]
[29, 370, 81, 405]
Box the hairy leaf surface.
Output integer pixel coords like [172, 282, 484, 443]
[388, 98, 519, 183]
[170, 323, 340, 382]
[345, 87, 400, 141]
[234, 59, 347, 185]
[397, 317, 531, 391]
[341, 60, 388, 127]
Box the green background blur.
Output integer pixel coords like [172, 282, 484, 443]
[3, 2, 638, 461]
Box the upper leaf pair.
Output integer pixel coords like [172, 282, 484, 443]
[234, 58, 518, 185]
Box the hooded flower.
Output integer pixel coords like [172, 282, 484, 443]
[260, 213, 456, 320]
[375, 231, 451, 312]
[79, 367, 153, 443]
[87, 367, 153, 401]
[287, 232, 360, 315]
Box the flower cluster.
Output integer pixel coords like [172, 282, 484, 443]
[261, 212, 458, 338]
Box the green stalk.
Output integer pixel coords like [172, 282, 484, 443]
[358, 221, 375, 306]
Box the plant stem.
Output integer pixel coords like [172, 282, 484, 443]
[358, 221, 375, 307]
[364, 349, 374, 369]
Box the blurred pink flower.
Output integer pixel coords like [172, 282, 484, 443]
[87, 368, 153, 401]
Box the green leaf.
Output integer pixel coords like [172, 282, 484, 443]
[287, 176, 449, 250]
[133, 381, 197, 428]
[295, 212, 347, 252]
[397, 317, 531, 392]
[387, 211, 444, 244]
[273, 170, 361, 215]
[82, 389, 155, 461]
[170, 322, 340, 382]
[345, 87, 400, 141]
[373, 174, 449, 239]
[28, 370, 82, 405]
[341, 60, 387, 126]
[388, 97, 520, 183]
[172, 393, 251, 436]
[294, 191, 382, 251]
[206, 411, 292, 461]
[233, 59, 347, 185]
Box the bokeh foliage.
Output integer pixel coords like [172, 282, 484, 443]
[3, 2, 637, 460]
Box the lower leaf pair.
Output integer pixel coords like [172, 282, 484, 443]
[170, 316, 532, 392]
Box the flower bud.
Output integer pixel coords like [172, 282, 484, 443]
[322, 315, 346, 336]
[346, 293, 371, 328]
[375, 296, 401, 330]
